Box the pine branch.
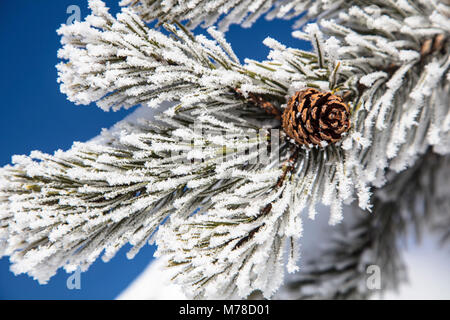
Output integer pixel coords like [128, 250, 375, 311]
[0, 110, 282, 283]
[119, 0, 315, 31]
[57, 1, 328, 113]
[4, 2, 350, 290]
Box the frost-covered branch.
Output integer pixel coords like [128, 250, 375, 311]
[58, 0, 243, 112]
[291, 0, 450, 200]
[57, 0, 328, 113]
[120, 0, 319, 31]
[155, 148, 303, 299]
[0, 109, 284, 283]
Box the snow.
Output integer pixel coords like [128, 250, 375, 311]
[117, 257, 187, 300]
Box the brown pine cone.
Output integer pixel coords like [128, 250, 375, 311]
[282, 88, 351, 147]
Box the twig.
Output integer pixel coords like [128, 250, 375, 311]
[235, 88, 282, 120]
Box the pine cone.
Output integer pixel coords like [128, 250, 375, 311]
[282, 88, 351, 147]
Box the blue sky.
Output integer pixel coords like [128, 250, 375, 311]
[0, 0, 309, 299]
